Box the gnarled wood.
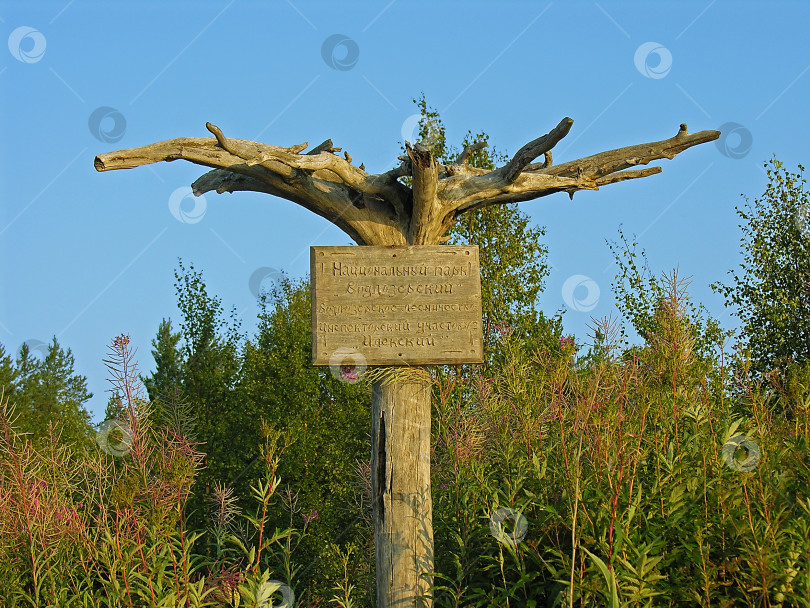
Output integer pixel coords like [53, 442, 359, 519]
[407, 142, 441, 246]
[95, 119, 719, 246]
[455, 141, 488, 165]
[499, 117, 573, 182]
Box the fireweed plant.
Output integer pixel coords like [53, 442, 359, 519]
[426, 273, 809, 607]
[1, 273, 809, 606]
[0, 336, 306, 608]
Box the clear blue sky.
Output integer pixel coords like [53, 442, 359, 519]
[1, 0, 808, 423]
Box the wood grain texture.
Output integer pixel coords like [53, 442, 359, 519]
[94, 120, 719, 246]
[311, 246, 483, 366]
[372, 373, 433, 608]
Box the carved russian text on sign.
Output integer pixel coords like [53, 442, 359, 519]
[311, 245, 483, 366]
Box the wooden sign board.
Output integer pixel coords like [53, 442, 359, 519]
[311, 245, 484, 366]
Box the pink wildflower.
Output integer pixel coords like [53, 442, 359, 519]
[493, 321, 512, 337]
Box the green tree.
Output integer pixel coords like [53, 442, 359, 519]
[609, 227, 730, 367]
[4, 338, 93, 451]
[712, 158, 810, 378]
[409, 95, 561, 355]
[142, 264, 374, 599]
[0, 344, 18, 396]
[141, 260, 253, 536]
[142, 318, 183, 402]
[240, 277, 372, 598]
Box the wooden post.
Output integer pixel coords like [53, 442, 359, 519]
[94, 117, 719, 607]
[371, 374, 433, 607]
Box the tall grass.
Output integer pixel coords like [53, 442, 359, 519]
[0, 336, 304, 608]
[427, 274, 810, 607]
[1, 274, 809, 606]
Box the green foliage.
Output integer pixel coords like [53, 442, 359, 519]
[2, 243, 810, 607]
[426, 276, 810, 607]
[450, 206, 549, 339]
[712, 158, 810, 379]
[141, 265, 373, 603]
[0, 343, 19, 390]
[145, 260, 258, 543]
[0, 338, 94, 453]
[609, 227, 732, 370]
[142, 318, 183, 401]
[238, 276, 372, 601]
[0, 335, 304, 608]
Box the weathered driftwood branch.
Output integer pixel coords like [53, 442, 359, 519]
[455, 141, 488, 165]
[306, 139, 340, 155]
[500, 117, 573, 182]
[406, 142, 441, 245]
[94, 119, 719, 245]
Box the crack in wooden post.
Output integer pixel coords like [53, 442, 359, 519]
[376, 409, 386, 526]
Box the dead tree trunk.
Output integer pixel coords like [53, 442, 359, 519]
[372, 373, 433, 606]
[94, 116, 719, 607]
